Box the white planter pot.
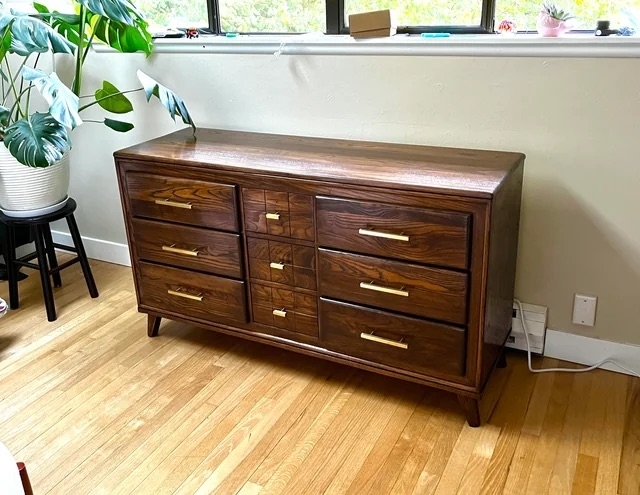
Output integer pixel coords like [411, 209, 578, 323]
[0, 146, 70, 217]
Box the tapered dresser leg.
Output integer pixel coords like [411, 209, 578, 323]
[147, 315, 162, 337]
[496, 348, 508, 368]
[458, 395, 481, 427]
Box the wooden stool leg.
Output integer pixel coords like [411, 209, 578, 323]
[42, 224, 62, 288]
[34, 225, 57, 321]
[66, 213, 98, 298]
[17, 462, 34, 495]
[5, 224, 20, 309]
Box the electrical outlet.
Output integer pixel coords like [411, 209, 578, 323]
[572, 294, 597, 326]
[506, 301, 548, 354]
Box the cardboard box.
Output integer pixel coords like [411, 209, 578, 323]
[349, 9, 397, 38]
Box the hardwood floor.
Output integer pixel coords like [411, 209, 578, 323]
[0, 259, 638, 494]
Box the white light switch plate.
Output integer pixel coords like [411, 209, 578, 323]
[572, 294, 597, 326]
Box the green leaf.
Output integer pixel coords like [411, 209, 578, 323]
[0, 105, 10, 126]
[95, 80, 133, 114]
[0, 18, 14, 63]
[4, 112, 71, 168]
[104, 118, 133, 132]
[137, 70, 196, 135]
[0, 12, 75, 56]
[76, 0, 144, 26]
[88, 12, 152, 55]
[22, 66, 82, 129]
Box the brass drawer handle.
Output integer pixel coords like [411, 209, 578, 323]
[360, 332, 408, 350]
[273, 308, 287, 317]
[358, 228, 409, 242]
[360, 281, 409, 297]
[168, 288, 203, 302]
[269, 262, 285, 270]
[162, 244, 199, 257]
[155, 198, 193, 209]
[266, 212, 280, 220]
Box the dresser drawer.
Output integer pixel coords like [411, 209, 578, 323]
[248, 238, 316, 290]
[243, 189, 314, 240]
[320, 299, 466, 378]
[132, 218, 243, 279]
[318, 249, 468, 325]
[251, 283, 318, 337]
[138, 262, 248, 324]
[316, 197, 470, 270]
[125, 172, 239, 231]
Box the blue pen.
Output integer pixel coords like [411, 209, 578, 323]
[421, 32, 450, 38]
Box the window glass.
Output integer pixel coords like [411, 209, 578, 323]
[136, 0, 208, 30]
[219, 0, 326, 33]
[495, 0, 640, 31]
[345, 0, 483, 27]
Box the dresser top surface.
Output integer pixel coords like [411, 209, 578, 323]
[114, 128, 524, 198]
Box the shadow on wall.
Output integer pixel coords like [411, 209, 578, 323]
[515, 177, 640, 345]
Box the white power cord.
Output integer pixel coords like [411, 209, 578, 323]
[514, 298, 640, 378]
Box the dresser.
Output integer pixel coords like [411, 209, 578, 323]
[114, 128, 524, 427]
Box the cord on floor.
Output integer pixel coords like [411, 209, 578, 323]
[514, 298, 640, 378]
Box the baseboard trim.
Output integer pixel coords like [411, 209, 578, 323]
[51, 231, 131, 267]
[544, 329, 640, 377]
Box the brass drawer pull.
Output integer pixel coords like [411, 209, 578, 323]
[360, 281, 409, 297]
[168, 288, 203, 302]
[266, 212, 280, 220]
[269, 262, 285, 270]
[155, 198, 193, 209]
[358, 228, 409, 242]
[360, 332, 408, 350]
[273, 308, 287, 317]
[162, 244, 199, 257]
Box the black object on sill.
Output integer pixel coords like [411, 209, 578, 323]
[595, 20, 618, 36]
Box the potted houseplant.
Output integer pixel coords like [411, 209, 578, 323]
[537, 2, 574, 37]
[0, 0, 196, 217]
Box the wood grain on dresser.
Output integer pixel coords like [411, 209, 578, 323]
[114, 128, 525, 427]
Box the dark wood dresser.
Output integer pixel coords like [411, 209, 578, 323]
[114, 128, 525, 427]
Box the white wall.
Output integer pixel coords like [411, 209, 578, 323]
[63, 49, 640, 345]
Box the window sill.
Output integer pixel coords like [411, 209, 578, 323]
[91, 33, 640, 58]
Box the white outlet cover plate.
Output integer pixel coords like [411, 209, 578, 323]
[572, 294, 597, 326]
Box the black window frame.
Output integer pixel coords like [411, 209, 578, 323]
[197, 0, 497, 35]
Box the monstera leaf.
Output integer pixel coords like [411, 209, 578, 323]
[33, 3, 86, 46]
[88, 12, 152, 55]
[4, 112, 71, 168]
[0, 12, 75, 56]
[95, 80, 133, 114]
[21, 66, 82, 129]
[137, 70, 196, 134]
[104, 118, 133, 132]
[76, 0, 144, 26]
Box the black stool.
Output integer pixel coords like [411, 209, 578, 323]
[0, 198, 99, 321]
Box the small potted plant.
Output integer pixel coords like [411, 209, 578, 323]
[537, 2, 574, 37]
[0, 1, 196, 217]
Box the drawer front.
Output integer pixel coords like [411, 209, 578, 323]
[138, 262, 248, 324]
[125, 172, 239, 231]
[243, 189, 314, 241]
[318, 249, 467, 325]
[247, 238, 316, 290]
[320, 299, 466, 378]
[251, 283, 318, 337]
[316, 196, 470, 270]
[132, 218, 243, 279]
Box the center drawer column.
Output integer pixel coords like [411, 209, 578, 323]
[242, 188, 318, 338]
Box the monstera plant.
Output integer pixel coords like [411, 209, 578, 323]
[0, 0, 195, 216]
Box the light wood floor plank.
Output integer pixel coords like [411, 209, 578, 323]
[0, 260, 638, 495]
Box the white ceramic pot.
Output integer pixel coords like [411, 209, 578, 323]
[0, 145, 70, 217]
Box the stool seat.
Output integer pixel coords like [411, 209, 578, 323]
[0, 198, 79, 225]
[0, 197, 98, 322]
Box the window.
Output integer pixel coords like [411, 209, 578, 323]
[495, 0, 640, 32]
[142, 0, 496, 34]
